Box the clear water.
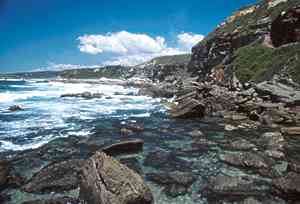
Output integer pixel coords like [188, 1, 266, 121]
[0, 79, 289, 204]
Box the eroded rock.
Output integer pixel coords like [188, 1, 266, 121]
[79, 151, 153, 204]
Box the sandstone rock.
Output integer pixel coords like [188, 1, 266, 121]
[79, 151, 153, 204]
[102, 139, 144, 156]
[255, 81, 300, 105]
[23, 159, 84, 193]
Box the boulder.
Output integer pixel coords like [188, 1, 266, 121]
[23, 159, 84, 193]
[146, 171, 195, 197]
[271, 6, 300, 47]
[79, 151, 153, 204]
[170, 99, 205, 119]
[22, 197, 79, 204]
[272, 172, 300, 200]
[102, 139, 144, 156]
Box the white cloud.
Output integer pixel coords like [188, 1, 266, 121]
[78, 31, 204, 66]
[33, 62, 101, 72]
[177, 33, 204, 51]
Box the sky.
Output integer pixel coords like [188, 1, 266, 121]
[0, 0, 257, 73]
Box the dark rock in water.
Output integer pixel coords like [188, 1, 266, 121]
[170, 99, 205, 119]
[79, 151, 153, 204]
[102, 139, 144, 156]
[22, 197, 79, 204]
[272, 172, 300, 200]
[23, 159, 84, 193]
[0, 160, 9, 187]
[61, 92, 103, 99]
[281, 127, 300, 135]
[202, 174, 270, 201]
[119, 157, 143, 175]
[144, 150, 192, 172]
[8, 105, 23, 112]
[146, 171, 195, 197]
[120, 123, 144, 135]
[271, 6, 300, 47]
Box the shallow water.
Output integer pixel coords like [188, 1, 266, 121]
[0, 79, 292, 204]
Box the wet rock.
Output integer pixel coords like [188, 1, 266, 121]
[8, 105, 23, 112]
[170, 99, 205, 119]
[281, 127, 300, 135]
[102, 139, 144, 156]
[22, 197, 79, 204]
[144, 150, 192, 171]
[23, 159, 84, 193]
[147, 171, 195, 197]
[120, 123, 144, 135]
[288, 160, 300, 173]
[272, 172, 300, 200]
[79, 151, 153, 204]
[271, 6, 300, 47]
[0, 160, 9, 187]
[225, 124, 238, 131]
[203, 174, 270, 200]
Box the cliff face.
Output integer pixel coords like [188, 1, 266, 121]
[188, 0, 300, 84]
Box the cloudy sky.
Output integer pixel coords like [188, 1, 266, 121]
[0, 0, 256, 72]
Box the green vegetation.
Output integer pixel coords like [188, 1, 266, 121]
[60, 66, 129, 79]
[146, 54, 191, 65]
[233, 43, 300, 83]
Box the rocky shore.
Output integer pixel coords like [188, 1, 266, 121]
[1, 0, 300, 203]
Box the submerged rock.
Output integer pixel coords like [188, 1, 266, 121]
[79, 151, 153, 204]
[144, 150, 192, 171]
[22, 197, 79, 204]
[23, 159, 84, 193]
[272, 172, 300, 200]
[146, 171, 195, 197]
[61, 92, 103, 99]
[102, 139, 144, 156]
[203, 174, 270, 201]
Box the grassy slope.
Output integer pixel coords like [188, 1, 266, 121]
[233, 42, 300, 83]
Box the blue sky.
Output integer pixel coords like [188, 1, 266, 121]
[0, 0, 257, 73]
